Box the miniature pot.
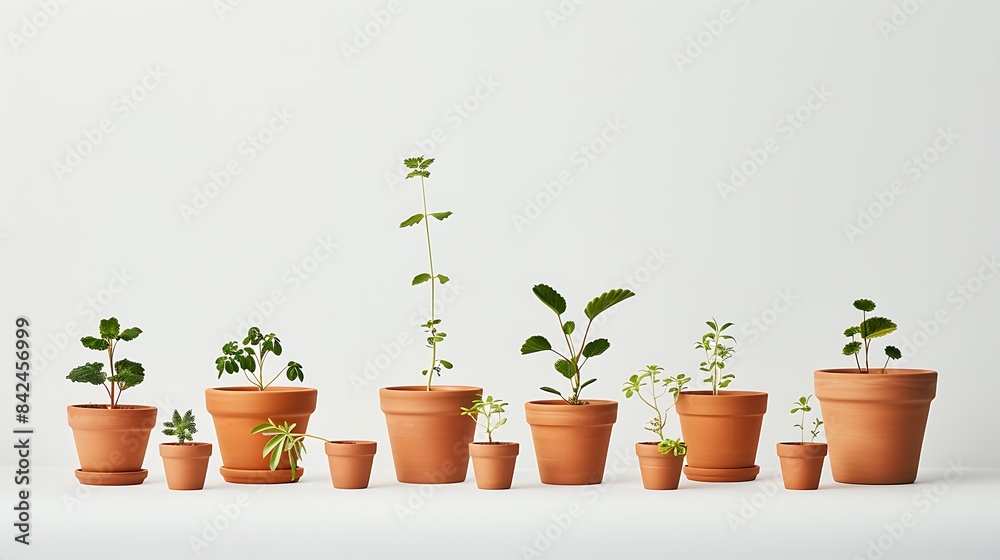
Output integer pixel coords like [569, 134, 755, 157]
[325, 440, 377, 489]
[524, 399, 618, 485]
[379, 385, 481, 484]
[469, 442, 519, 490]
[160, 442, 213, 490]
[814, 368, 937, 484]
[776, 442, 827, 490]
[635, 442, 684, 490]
[67, 404, 157, 485]
[676, 391, 767, 482]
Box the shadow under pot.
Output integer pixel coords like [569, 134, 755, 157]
[469, 442, 519, 490]
[776, 442, 827, 490]
[160, 442, 213, 490]
[324, 440, 377, 489]
[67, 404, 157, 486]
[635, 442, 684, 490]
[676, 391, 768, 482]
[524, 399, 618, 485]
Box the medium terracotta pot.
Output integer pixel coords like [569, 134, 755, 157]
[469, 442, 519, 490]
[379, 385, 481, 484]
[524, 399, 618, 485]
[635, 442, 684, 490]
[814, 368, 937, 484]
[205, 386, 317, 483]
[776, 442, 827, 490]
[67, 404, 157, 485]
[160, 442, 212, 490]
[325, 440, 377, 489]
[675, 391, 767, 482]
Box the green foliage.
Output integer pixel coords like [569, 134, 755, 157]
[251, 419, 327, 482]
[404, 156, 434, 179]
[842, 298, 901, 373]
[695, 319, 736, 395]
[520, 335, 552, 354]
[790, 395, 823, 443]
[621, 365, 689, 455]
[162, 409, 198, 444]
[584, 289, 635, 321]
[460, 394, 509, 443]
[532, 284, 567, 315]
[216, 327, 304, 390]
[67, 362, 106, 385]
[66, 317, 144, 408]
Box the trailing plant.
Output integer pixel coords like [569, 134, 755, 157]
[696, 319, 736, 395]
[400, 155, 454, 390]
[622, 365, 690, 456]
[251, 418, 326, 482]
[215, 327, 304, 390]
[790, 395, 823, 443]
[66, 317, 145, 409]
[842, 299, 901, 374]
[521, 284, 635, 405]
[460, 394, 508, 443]
[163, 409, 198, 444]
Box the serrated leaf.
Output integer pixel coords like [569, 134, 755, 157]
[562, 321, 575, 335]
[99, 317, 121, 339]
[110, 359, 145, 389]
[118, 327, 142, 341]
[406, 169, 430, 179]
[843, 341, 863, 356]
[532, 284, 566, 315]
[412, 273, 431, 285]
[430, 211, 452, 221]
[403, 157, 422, 169]
[584, 289, 635, 320]
[399, 213, 424, 228]
[80, 336, 109, 351]
[884, 345, 902, 360]
[520, 335, 552, 354]
[67, 362, 106, 385]
[853, 299, 876, 312]
[581, 338, 610, 358]
[554, 359, 575, 378]
[860, 316, 897, 339]
[844, 326, 861, 338]
[419, 157, 434, 169]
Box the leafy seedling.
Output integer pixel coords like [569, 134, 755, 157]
[215, 327, 304, 390]
[460, 394, 508, 443]
[622, 365, 690, 456]
[842, 299, 901, 373]
[790, 395, 823, 443]
[695, 318, 736, 395]
[163, 409, 198, 444]
[66, 317, 145, 409]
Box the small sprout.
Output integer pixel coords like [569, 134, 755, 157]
[460, 394, 509, 443]
[162, 409, 198, 444]
[695, 318, 736, 395]
[621, 365, 689, 456]
[216, 327, 304, 390]
[790, 395, 822, 443]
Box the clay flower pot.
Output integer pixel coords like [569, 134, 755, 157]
[635, 442, 684, 490]
[205, 386, 317, 484]
[676, 391, 768, 482]
[325, 440, 377, 489]
[814, 368, 937, 484]
[524, 399, 618, 485]
[469, 442, 519, 490]
[67, 404, 157, 486]
[160, 442, 212, 490]
[776, 442, 827, 490]
[379, 385, 481, 484]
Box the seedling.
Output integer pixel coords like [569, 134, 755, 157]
[696, 318, 736, 395]
[460, 394, 508, 443]
[622, 365, 689, 456]
[163, 409, 198, 444]
[842, 299, 901, 373]
[790, 395, 823, 443]
[251, 419, 326, 481]
[66, 317, 145, 409]
[215, 327, 304, 390]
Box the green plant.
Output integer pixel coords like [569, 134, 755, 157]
[790, 395, 823, 443]
[521, 284, 635, 405]
[162, 409, 198, 444]
[66, 317, 145, 409]
[695, 318, 736, 395]
[215, 327, 304, 390]
[250, 418, 326, 481]
[460, 394, 508, 443]
[842, 299, 901, 373]
[622, 365, 689, 456]
[400, 155, 454, 390]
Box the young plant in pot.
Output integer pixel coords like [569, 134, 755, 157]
[521, 284, 635, 485]
[675, 319, 768, 483]
[814, 299, 937, 484]
[776, 395, 826, 490]
[462, 395, 518, 490]
[251, 419, 377, 489]
[378, 156, 482, 485]
[160, 409, 212, 491]
[205, 327, 316, 484]
[66, 317, 156, 486]
[622, 365, 690, 490]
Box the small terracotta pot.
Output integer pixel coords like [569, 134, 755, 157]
[205, 386, 317, 483]
[379, 385, 481, 484]
[325, 441, 377, 489]
[635, 442, 684, 490]
[524, 399, 618, 485]
[676, 391, 767, 482]
[67, 404, 157, 484]
[814, 368, 937, 484]
[776, 442, 827, 490]
[160, 442, 212, 490]
[469, 442, 519, 490]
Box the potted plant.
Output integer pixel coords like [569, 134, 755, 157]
[379, 156, 481, 484]
[622, 365, 690, 490]
[521, 284, 634, 485]
[160, 409, 212, 490]
[251, 419, 377, 489]
[461, 394, 518, 490]
[66, 317, 156, 486]
[205, 327, 316, 484]
[675, 319, 768, 482]
[776, 395, 827, 490]
[814, 299, 937, 484]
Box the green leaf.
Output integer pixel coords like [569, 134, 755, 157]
[580, 378, 597, 390]
[99, 317, 121, 339]
[250, 422, 273, 434]
[844, 326, 861, 338]
[562, 321, 575, 335]
[554, 359, 575, 378]
[520, 335, 552, 354]
[843, 341, 862, 356]
[539, 386, 563, 397]
[403, 157, 422, 169]
[118, 327, 142, 341]
[860, 316, 897, 339]
[269, 445, 282, 471]
[439, 360, 453, 369]
[419, 158, 434, 169]
[412, 273, 432, 285]
[429, 211, 452, 221]
[853, 299, 876, 312]
[581, 338, 610, 358]
[531, 284, 566, 315]
[437, 274, 450, 284]
[885, 346, 902, 360]
[110, 359, 145, 389]
[80, 336, 109, 351]
[263, 434, 285, 457]
[406, 169, 430, 179]
[67, 362, 106, 385]
[584, 289, 635, 320]
[399, 213, 424, 228]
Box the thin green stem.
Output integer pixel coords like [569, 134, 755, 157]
[420, 176, 437, 391]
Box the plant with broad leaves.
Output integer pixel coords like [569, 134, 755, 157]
[250, 418, 326, 481]
[521, 284, 635, 405]
[215, 327, 304, 390]
[460, 394, 508, 443]
[842, 299, 901, 374]
[696, 319, 736, 395]
[163, 409, 198, 444]
[790, 395, 823, 443]
[400, 155, 454, 390]
[66, 317, 145, 409]
[622, 365, 689, 456]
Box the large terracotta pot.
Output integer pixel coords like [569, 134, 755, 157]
[205, 386, 317, 484]
[379, 385, 481, 484]
[635, 442, 684, 490]
[814, 368, 937, 484]
[67, 404, 157, 485]
[676, 391, 767, 482]
[469, 442, 519, 490]
[524, 399, 618, 485]
[776, 442, 827, 490]
[160, 442, 212, 490]
[325, 440, 377, 489]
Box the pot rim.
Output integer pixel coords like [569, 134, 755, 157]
[470, 441, 519, 446]
[325, 439, 377, 446]
[815, 368, 936, 375]
[68, 404, 157, 410]
[524, 398, 618, 407]
[776, 441, 827, 446]
[677, 390, 768, 397]
[159, 442, 212, 447]
[380, 385, 483, 393]
[205, 386, 317, 393]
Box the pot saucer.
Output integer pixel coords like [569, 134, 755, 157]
[75, 469, 148, 486]
[683, 465, 760, 482]
[220, 466, 303, 484]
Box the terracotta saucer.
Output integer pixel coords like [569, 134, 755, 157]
[75, 469, 148, 486]
[683, 465, 760, 482]
[219, 466, 303, 484]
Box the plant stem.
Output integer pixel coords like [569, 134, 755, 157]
[800, 407, 806, 443]
[107, 344, 116, 408]
[420, 176, 437, 391]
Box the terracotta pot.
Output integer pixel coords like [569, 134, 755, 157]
[67, 404, 157, 485]
[160, 442, 212, 490]
[635, 442, 684, 490]
[205, 386, 317, 483]
[524, 399, 618, 485]
[776, 442, 827, 490]
[675, 391, 767, 482]
[379, 385, 481, 484]
[325, 441, 377, 489]
[814, 368, 937, 484]
[469, 442, 519, 490]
